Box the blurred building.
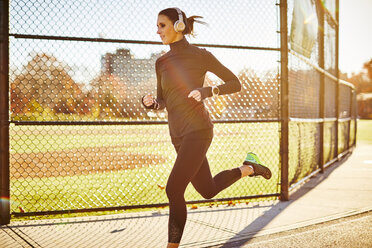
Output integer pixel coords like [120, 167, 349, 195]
[100, 48, 165, 118]
[101, 48, 162, 87]
[357, 93, 372, 119]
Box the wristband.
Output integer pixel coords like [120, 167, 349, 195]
[211, 86, 220, 96]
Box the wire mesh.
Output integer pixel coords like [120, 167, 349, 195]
[286, 0, 354, 186]
[10, 122, 280, 214]
[324, 76, 337, 118]
[349, 90, 357, 147]
[288, 121, 321, 185]
[287, 0, 320, 66]
[323, 76, 337, 163]
[324, 21, 337, 76]
[288, 54, 321, 119]
[338, 83, 353, 154]
[287, 38, 321, 185]
[10, 0, 279, 48]
[9, 0, 281, 217]
[1, 0, 358, 246]
[322, 0, 337, 20]
[323, 121, 337, 163]
[339, 84, 352, 119]
[338, 120, 350, 154]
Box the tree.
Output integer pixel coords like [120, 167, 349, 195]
[219, 68, 279, 120]
[363, 59, 372, 82]
[89, 73, 128, 118]
[342, 58, 372, 118]
[348, 58, 372, 94]
[11, 53, 83, 118]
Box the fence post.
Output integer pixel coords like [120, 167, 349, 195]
[348, 88, 354, 149]
[0, 0, 10, 225]
[353, 90, 357, 147]
[279, 0, 289, 201]
[318, 0, 325, 173]
[335, 0, 340, 159]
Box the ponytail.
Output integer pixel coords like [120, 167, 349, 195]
[185, 16, 206, 36]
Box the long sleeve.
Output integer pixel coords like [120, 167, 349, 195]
[142, 60, 166, 110]
[155, 59, 166, 110]
[148, 38, 238, 137]
[198, 51, 241, 99]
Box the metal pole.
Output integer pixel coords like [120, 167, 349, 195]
[347, 88, 352, 150]
[279, 0, 289, 201]
[353, 90, 357, 147]
[0, 0, 10, 225]
[318, 0, 325, 173]
[335, 0, 340, 159]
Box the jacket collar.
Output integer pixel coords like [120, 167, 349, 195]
[170, 37, 189, 52]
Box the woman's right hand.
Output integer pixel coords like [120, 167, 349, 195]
[143, 93, 154, 107]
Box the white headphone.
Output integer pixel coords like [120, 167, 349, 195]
[173, 8, 186, 33]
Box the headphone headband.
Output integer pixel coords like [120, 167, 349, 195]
[173, 7, 185, 33]
[174, 8, 184, 24]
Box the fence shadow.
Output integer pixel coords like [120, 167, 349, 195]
[0, 154, 350, 248]
[216, 155, 348, 248]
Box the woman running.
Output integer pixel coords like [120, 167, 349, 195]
[142, 7, 272, 248]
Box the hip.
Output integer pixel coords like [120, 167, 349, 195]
[171, 128, 213, 150]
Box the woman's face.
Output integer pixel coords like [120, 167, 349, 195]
[157, 14, 182, 45]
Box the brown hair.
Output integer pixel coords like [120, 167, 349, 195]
[158, 8, 206, 36]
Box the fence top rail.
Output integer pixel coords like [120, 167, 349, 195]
[10, 33, 280, 51]
[10, 119, 280, 126]
[289, 117, 352, 123]
[339, 79, 355, 89]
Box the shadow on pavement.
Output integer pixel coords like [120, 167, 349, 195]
[1, 153, 358, 248]
[217, 155, 347, 248]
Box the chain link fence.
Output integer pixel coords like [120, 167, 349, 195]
[0, 0, 356, 222]
[286, 0, 356, 189]
[6, 0, 281, 218]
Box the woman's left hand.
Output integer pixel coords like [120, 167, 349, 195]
[188, 90, 202, 102]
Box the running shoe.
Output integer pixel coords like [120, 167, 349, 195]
[243, 152, 272, 180]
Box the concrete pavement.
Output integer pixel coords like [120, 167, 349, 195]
[1, 144, 371, 248]
[214, 211, 372, 248]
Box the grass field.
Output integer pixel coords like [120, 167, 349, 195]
[9, 119, 362, 218]
[357, 119, 372, 144]
[9, 122, 281, 216]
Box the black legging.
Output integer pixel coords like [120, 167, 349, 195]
[166, 128, 242, 243]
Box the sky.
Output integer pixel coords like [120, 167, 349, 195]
[10, 0, 280, 83]
[339, 0, 372, 75]
[9, 0, 372, 82]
